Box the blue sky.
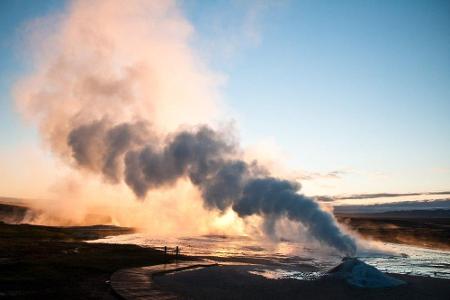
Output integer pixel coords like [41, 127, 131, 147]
[1, 0, 449, 196]
[0, 0, 63, 145]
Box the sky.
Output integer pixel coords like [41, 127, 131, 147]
[0, 0, 449, 198]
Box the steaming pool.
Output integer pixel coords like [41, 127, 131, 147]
[91, 234, 450, 280]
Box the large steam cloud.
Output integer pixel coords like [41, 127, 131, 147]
[67, 119, 356, 255]
[15, 0, 356, 255]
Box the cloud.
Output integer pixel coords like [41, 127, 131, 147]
[319, 191, 450, 201]
[295, 170, 349, 181]
[314, 196, 335, 202]
[337, 192, 423, 200]
[187, 0, 285, 62]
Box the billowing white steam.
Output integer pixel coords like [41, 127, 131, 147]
[15, 0, 356, 255]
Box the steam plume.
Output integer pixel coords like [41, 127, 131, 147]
[66, 119, 356, 254]
[15, 0, 356, 255]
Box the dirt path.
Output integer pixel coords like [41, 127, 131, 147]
[110, 261, 218, 299]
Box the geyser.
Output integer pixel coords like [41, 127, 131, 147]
[69, 120, 357, 255]
[15, 0, 356, 255]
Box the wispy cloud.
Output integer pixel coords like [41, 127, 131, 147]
[189, 0, 285, 62]
[294, 170, 348, 181]
[316, 191, 450, 202]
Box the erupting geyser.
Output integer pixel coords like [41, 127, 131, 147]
[70, 121, 357, 255]
[15, 0, 356, 255]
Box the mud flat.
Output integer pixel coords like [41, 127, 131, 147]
[153, 264, 450, 300]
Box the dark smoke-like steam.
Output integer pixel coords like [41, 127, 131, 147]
[67, 119, 357, 255]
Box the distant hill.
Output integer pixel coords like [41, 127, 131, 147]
[0, 197, 113, 226]
[0, 203, 31, 223]
[333, 198, 450, 215]
[0, 196, 34, 207]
